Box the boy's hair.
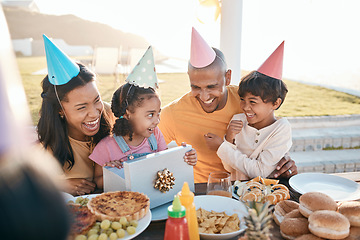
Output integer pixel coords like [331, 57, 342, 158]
[111, 83, 158, 141]
[37, 63, 111, 169]
[238, 71, 288, 110]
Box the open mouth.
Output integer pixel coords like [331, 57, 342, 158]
[246, 113, 255, 119]
[147, 127, 155, 133]
[83, 118, 100, 131]
[200, 97, 215, 105]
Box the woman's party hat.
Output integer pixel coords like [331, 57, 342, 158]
[43, 34, 80, 85]
[190, 27, 216, 68]
[126, 46, 158, 89]
[257, 41, 285, 80]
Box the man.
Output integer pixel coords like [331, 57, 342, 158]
[159, 28, 297, 183]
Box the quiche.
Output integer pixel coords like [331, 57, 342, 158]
[87, 191, 150, 221]
[67, 203, 96, 237]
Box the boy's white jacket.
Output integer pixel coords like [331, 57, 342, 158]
[217, 113, 292, 181]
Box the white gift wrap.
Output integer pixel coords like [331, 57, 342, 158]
[103, 145, 195, 209]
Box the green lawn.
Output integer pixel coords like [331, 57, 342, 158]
[17, 56, 360, 124]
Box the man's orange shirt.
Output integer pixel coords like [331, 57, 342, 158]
[159, 85, 242, 183]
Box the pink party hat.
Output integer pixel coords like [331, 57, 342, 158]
[190, 27, 216, 68]
[257, 41, 285, 80]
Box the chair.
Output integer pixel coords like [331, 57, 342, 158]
[92, 46, 122, 84]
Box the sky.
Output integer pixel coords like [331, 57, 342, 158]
[34, 0, 209, 60]
[12, 0, 360, 95]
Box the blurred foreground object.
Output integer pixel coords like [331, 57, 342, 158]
[0, 5, 70, 240]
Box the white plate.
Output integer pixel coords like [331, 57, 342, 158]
[232, 185, 240, 200]
[150, 201, 172, 221]
[194, 195, 247, 240]
[64, 193, 152, 240]
[289, 172, 360, 201]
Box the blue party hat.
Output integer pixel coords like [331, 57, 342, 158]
[43, 34, 80, 85]
[126, 46, 158, 89]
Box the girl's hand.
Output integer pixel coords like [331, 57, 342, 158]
[104, 159, 125, 169]
[65, 178, 96, 196]
[225, 120, 243, 143]
[181, 142, 197, 166]
[204, 133, 223, 151]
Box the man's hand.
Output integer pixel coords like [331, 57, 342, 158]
[204, 133, 223, 151]
[269, 155, 298, 179]
[225, 120, 243, 143]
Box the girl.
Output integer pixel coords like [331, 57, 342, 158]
[89, 82, 197, 167]
[90, 46, 197, 167]
[38, 35, 115, 196]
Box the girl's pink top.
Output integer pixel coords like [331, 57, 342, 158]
[89, 127, 168, 166]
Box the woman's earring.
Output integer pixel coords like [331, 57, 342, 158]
[60, 114, 64, 119]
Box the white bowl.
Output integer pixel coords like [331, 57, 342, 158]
[194, 195, 247, 240]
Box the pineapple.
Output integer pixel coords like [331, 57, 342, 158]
[238, 201, 273, 240]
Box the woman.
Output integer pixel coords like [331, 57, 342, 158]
[37, 35, 115, 196]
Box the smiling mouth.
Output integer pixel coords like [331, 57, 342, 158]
[147, 127, 154, 132]
[246, 113, 255, 118]
[83, 118, 100, 131]
[201, 98, 215, 105]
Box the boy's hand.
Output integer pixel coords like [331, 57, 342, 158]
[104, 159, 126, 169]
[181, 142, 197, 166]
[204, 133, 223, 151]
[225, 120, 243, 143]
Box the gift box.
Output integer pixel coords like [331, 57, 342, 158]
[103, 145, 195, 209]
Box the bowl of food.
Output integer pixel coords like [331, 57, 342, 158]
[232, 176, 290, 205]
[194, 195, 248, 240]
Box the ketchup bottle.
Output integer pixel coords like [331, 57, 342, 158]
[164, 195, 190, 240]
[178, 182, 200, 240]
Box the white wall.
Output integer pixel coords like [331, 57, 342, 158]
[241, 0, 360, 96]
[12, 38, 32, 56]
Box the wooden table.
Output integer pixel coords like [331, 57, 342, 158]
[133, 173, 360, 240]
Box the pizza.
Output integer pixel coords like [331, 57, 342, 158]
[87, 191, 150, 221]
[67, 203, 96, 237]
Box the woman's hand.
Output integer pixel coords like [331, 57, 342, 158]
[181, 142, 197, 166]
[65, 178, 96, 196]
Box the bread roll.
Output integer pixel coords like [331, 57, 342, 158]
[299, 192, 337, 218]
[308, 210, 350, 239]
[338, 201, 360, 227]
[294, 233, 324, 240]
[280, 217, 310, 240]
[285, 209, 304, 219]
[273, 200, 300, 225]
[342, 226, 360, 240]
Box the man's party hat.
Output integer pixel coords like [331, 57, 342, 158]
[190, 27, 216, 68]
[43, 34, 80, 85]
[126, 46, 158, 89]
[257, 41, 285, 80]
